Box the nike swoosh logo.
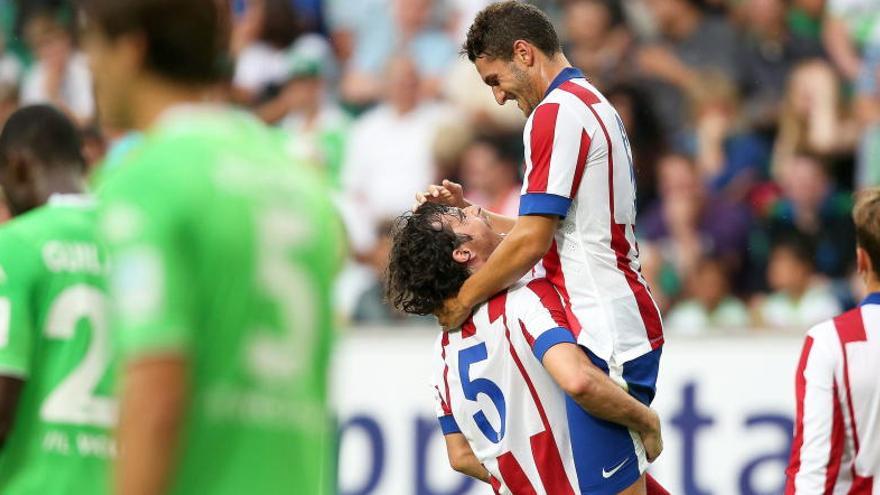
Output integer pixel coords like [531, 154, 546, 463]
[601, 457, 630, 479]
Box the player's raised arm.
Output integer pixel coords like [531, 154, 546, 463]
[438, 214, 558, 328]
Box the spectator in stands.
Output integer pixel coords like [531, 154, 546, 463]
[755, 234, 842, 329]
[637, 0, 741, 139]
[664, 257, 750, 334]
[561, 0, 634, 90]
[338, 0, 457, 106]
[606, 83, 666, 211]
[231, 0, 303, 103]
[0, 30, 21, 91]
[20, 10, 94, 124]
[459, 133, 522, 218]
[822, 0, 879, 82]
[855, 55, 880, 187]
[689, 72, 771, 201]
[736, 0, 824, 132]
[640, 153, 751, 311]
[787, 0, 824, 41]
[772, 60, 857, 177]
[272, 48, 350, 189]
[755, 152, 856, 281]
[340, 55, 453, 263]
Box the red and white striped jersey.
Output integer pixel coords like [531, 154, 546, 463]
[431, 277, 647, 494]
[519, 68, 663, 365]
[786, 294, 880, 494]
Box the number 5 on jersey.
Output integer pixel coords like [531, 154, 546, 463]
[459, 342, 506, 443]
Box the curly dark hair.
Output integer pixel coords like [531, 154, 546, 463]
[385, 203, 472, 316]
[462, 1, 561, 62]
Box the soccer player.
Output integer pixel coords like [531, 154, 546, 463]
[387, 203, 665, 495]
[419, 2, 663, 380]
[82, 1, 342, 494]
[417, 0, 664, 483]
[0, 105, 114, 494]
[785, 188, 880, 493]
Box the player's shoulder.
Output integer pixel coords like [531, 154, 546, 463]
[501, 278, 560, 316]
[804, 309, 856, 351]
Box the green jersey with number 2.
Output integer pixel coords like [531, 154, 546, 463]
[98, 107, 341, 495]
[0, 195, 114, 495]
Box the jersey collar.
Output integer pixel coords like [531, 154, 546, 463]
[544, 67, 586, 99]
[48, 193, 94, 207]
[861, 292, 880, 306]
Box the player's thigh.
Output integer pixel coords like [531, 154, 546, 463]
[564, 395, 644, 495]
[617, 474, 646, 495]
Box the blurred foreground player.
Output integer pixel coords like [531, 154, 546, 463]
[0, 105, 113, 494]
[387, 203, 665, 495]
[83, 1, 342, 494]
[786, 187, 880, 493]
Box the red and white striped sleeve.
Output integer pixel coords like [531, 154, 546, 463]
[519, 102, 592, 219]
[512, 279, 576, 363]
[786, 323, 843, 494]
[431, 333, 460, 435]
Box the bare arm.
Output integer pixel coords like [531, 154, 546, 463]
[823, 16, 862, 80]
[541, 343, 662, 461]
[438, 214, 558, 328]
[414, 180, 517, 234]
[443, 433, 492, 483]
[0, 376, 24, 449]
[116, 356, 187, 495]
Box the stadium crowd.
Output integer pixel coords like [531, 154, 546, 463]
[0, 0, 877, 333]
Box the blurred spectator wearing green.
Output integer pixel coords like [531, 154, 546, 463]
[276, 47, 349, 189]
[664, 258, 750, 334]
[20, 10, 93, 124]
[755, 234, 842, 328]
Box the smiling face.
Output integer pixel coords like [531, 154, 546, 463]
[474, 54, 543, 117]
[440, 205, 504, 272]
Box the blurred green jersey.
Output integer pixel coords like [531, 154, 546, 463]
[98, 106, 342, 495]
[0, 196, 114, 495]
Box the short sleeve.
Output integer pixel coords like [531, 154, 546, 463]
[430, 334, 460, 435]
[519, 103, 590, 219]
[0, 232, 37, 377]
[100, 163, 196, 359]
[513, 279, 576, 363]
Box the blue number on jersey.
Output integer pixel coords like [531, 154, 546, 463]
[458, 343, 506, 443]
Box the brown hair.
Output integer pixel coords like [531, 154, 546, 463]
[463, 1, 561, 62]
[854, 187, 880, 278]
[83, 0, 228, 84]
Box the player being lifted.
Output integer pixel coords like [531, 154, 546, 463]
[786, 188, 880, 493]
[417, 2, 664, 492]
[83, 0, 342, 494]
[387, 203, 665, 495]
[0, 105, 114, 494]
